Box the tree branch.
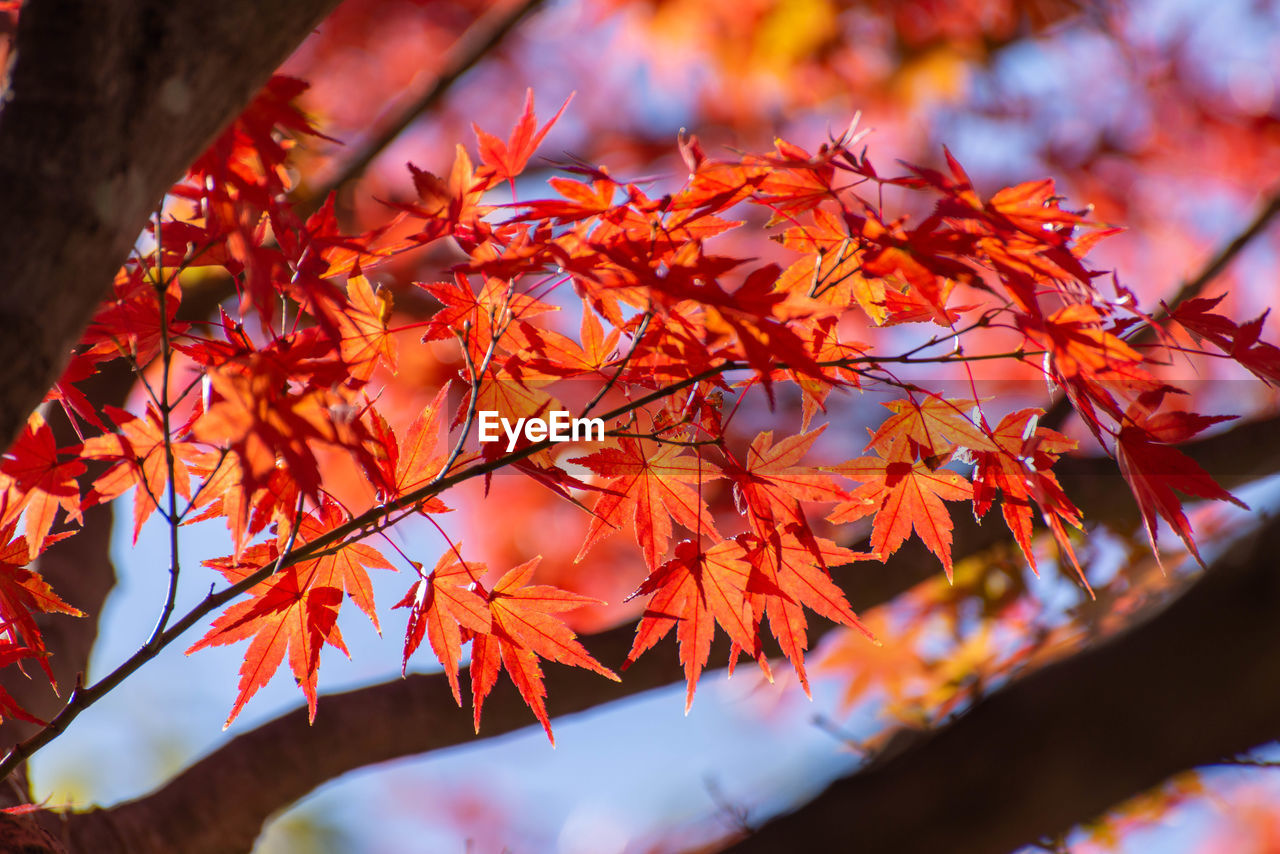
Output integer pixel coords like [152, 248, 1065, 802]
[78, 410, 1280, 853]
[0, 0, 341, 453]
[1043, 183, 1280, 430]
[1148, 186, 1280, 332]
[298, 0, 548, 215]
[721, 508, 1280, 853]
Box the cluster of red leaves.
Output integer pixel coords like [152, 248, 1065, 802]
[4, 80, 1275, 736]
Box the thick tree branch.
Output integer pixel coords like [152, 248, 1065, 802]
[0, 0, 341, 453]
[722, 508, 1280, 853]
[1149, 186, 1280, 331]
[77, 411, 1280, 853]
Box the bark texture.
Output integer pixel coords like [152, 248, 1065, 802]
[0, 0, 340, 453]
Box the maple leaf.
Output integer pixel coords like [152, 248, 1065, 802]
[623, 538, 757, 710]
[512, 309, 621, 379]
[856, 213, 976, 324]
[46, 352, 108, 433]
[1022, 303, 1143, 380]
[866, 395, 997, 463]
[188, 544, 342, 727]
[748, 137, 839, 222]
[0, 522, 84, 681]
[395, 550, 490, 703]
[726, 427, 847, 541]
[377, 382, 454, 500]
[571, 437, 723, 569]
[971, 409, 1084, 581]
[419, 275, 555, 359]
[514, 175, 618, 224]
[473, 89, 572, 187]
[81, 265, 188, 367]
[828, 454, 973, 579]
[183, 458, 301, 558]
[403, 144, 492, 247]
[78, 404, 210, 542]
[469, 558, 617, 743]
[292, 501, 393, 629]
[0, 412, 84, 559]
[742, 531, 874, 694]
[776, 207, 886, 321]
[321, 271, 398, 384]
[192, 351, 355, 501]
[464, 367, 563, 466]
[189, 501, 393, 725]
[1114, 402, 1246, 566]
[1169, 295, 1280, 387]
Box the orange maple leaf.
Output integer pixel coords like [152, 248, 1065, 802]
[395, 549, 490, 704]
[727, 427, 847, 540]
[189, 501, 393, 725]
[78, 404, 211, 542]
[623, 538, 756, 711]
[469, 557, 617, 743]
[828, 455, 973, 579]
[741, 531, 874, 694]
[572, 437, 722, 569]
[867, 395, 997, 463]
[326, 272, 398, 383]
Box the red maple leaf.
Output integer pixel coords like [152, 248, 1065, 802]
[395, 549, 490, 704]
[188, 501, 393, 725]
[402, 144, 493, 247]
[472, 89, 572, 188]
[0, 412, 84, 558]
[971, 409, 1084, 582]
[0, 522, 83, 681]
[1114, 398, 1246, 566]
[469, 557, 617, 743]
[1169, 295, 1280, 387]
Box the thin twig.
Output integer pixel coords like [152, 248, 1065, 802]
[581, 310, 653, 416]
[1206, 754, 1280, 769]
[146, 211, 184, 647]
[1142, 187, 1280, 339]
[299, 0, 548, 214]
[1043, 185, 1280, 429]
